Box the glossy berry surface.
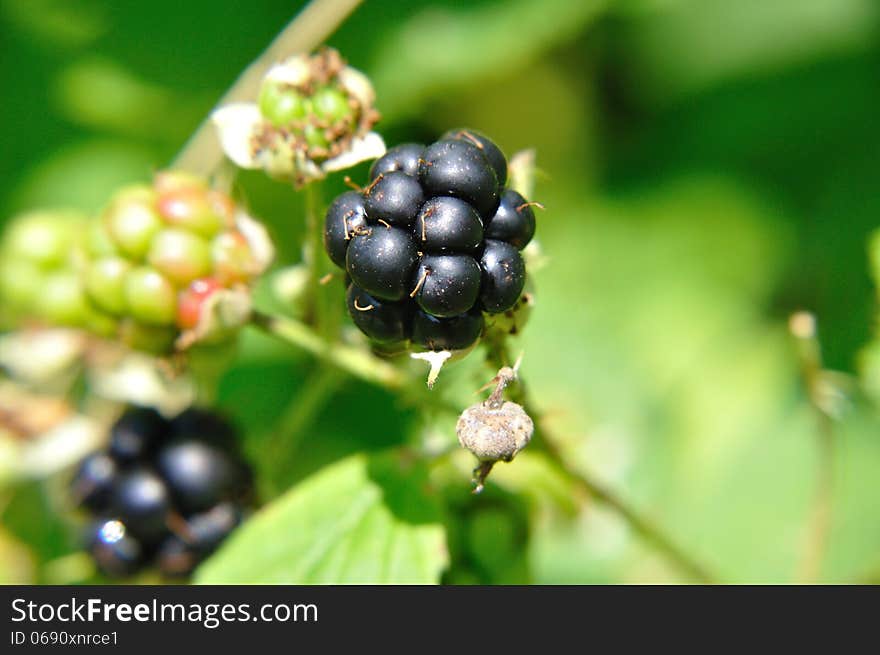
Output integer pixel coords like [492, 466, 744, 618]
[369, 143, 425, 179]
[414, 196, 483, 253]
[419, 139, 499, 218]
[412, 307, 485, 352]
[346, 284, 412, 344]
[72, 406, 252, 578]
[323, 191, 368, 268]
[170, 407, 238, 451]
[442, 128, 508, 186]
[88, 519, 144, 577]
[71, 453, 118, 512]
[484, 189, 535, 249]
[479, 239, 526, 313]
[346, 226, 419, 301]
[111, 468, 172, 543]
[323, 130, 539, 355]
[108, 407, 169, 463]
[155, 438, 247, 514]
[412, 254, 482, 318]
[363, 171, 425, 226]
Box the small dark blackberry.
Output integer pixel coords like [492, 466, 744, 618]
[70, 406, 253, 579]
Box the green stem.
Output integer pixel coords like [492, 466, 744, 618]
[485, 337, 717, 584]
[302, 182, 336, 334]
[790, 311, 835, 584]
[250, 310, 405, 389]
[172, 0, 365, 176]
[262, 364, 343, 495]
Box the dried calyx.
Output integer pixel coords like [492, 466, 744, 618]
[456, 361, 534, 493]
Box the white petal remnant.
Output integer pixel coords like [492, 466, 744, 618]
[322, 131, 386, 173]
[234, 208, 275, 275]
[211, 48, 383, 187]
[410, 350, 452, 388]
[0, 328, 87, 384]
[88, 352, 195, 415]
[211, 103, 263, 169]
[0, 384, 102, 484]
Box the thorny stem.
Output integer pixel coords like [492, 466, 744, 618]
[485, 334, 717, 584]
[172, 0, 365, 176]
[790, 311, 835, 584]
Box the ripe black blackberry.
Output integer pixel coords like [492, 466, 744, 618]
[323, 129, 537, 356]
[69, 406, 252, 579]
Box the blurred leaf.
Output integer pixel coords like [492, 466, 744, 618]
[617, 0, 879, 104]
[1, 0, 107, 48]
[0, 526, 35, 583]
[196, 453, 448, 584]
[10, 140, 158, 213]
[53, 57, 195, 140]
[369, 0, 608, 120]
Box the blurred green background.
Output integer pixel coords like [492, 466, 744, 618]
[1, 0, 880, 584]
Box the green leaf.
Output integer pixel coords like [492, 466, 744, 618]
[195, 454, 448, 584]
[369, 0, 609, 121]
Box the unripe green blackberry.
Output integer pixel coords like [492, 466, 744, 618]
[80, 170, 273, 352]
[213, 48, 385, 187]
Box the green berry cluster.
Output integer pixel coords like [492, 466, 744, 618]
[256, 48, 379, 166]
[0, 171, 271, 353]
[0, 210, 111, 334]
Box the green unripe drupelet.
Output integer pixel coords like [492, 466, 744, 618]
[311, 86, 350, 123]
[40, 271, 92, 326]
[0, 210, 90, 326]
[104, 187, 164, 260]
[259, 82, 310, 126]
[85, 257, 131, 316]
[147, 229, 212, 285]
[4, 212, 82, 269]
[124, 267, 177, 326]
[78, 169, 272, 352]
